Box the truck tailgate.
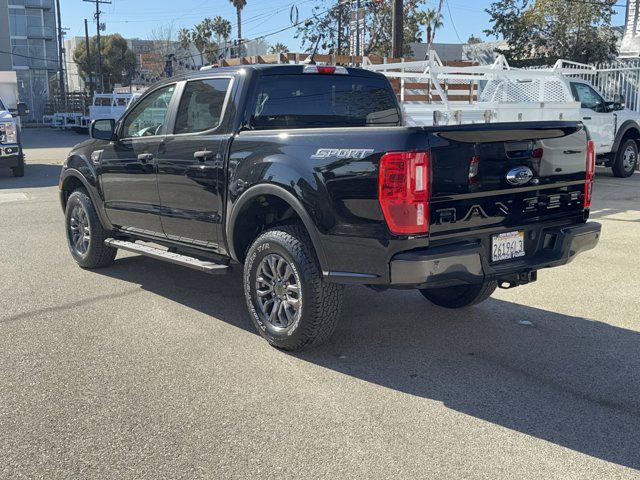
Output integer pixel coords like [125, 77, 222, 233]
[427, 122, 588, 240]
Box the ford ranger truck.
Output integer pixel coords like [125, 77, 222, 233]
[58, 64, 601, 351]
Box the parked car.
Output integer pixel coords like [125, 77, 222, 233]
[59, 64, 601, 350]
[567, 78, 640, 177]
[0, 71, 28, 177]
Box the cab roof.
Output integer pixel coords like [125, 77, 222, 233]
[157, 63, 386, 86]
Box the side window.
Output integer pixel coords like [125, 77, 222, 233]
[121, 84, 175, 138]
[174, 78, 231, 134]
[570, 83, 604, 111]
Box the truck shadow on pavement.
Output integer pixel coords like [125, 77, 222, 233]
[97, 256, 640, 470]
[0, 163, 62, 188]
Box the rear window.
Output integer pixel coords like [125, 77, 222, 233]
[250, 74, 401, 130]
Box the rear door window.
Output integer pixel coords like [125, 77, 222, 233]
[174, 78, 231, 134]
[251, 74, 400, 130]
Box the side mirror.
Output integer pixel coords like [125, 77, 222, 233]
[615, 93, 625, 105]
[17, 102, 29, 117]
[90, 119, 116, 141]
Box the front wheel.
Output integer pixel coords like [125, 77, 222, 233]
[244, 225, 344, 351]
[612, 139, 638, 178]
[65, 189, 117, 268]
[12, 157, 24, 177]
[419, 281, 497, 309]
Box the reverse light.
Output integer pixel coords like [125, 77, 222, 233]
[303, 65, 348, 75]
[378, 151, 430, 235]
[584, 140, 596, 208]
[469, 155, 480, 184]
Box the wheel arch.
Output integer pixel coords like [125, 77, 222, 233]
[612, 120, 640, 152]
[226, 184, 328, 270]
[59, 166, 113, 231]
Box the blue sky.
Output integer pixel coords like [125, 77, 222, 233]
[60, 0, 628, 51]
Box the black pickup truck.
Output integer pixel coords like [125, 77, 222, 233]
[59, 64, 601, 351]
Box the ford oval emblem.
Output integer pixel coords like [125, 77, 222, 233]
[506, 166, 534, 186]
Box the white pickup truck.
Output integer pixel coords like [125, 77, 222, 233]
[567, 78, 639, 177]
[365, 55, 640, 178]
[0, 71, 28, 177]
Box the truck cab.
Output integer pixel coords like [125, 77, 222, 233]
[567, 78, 640, 177]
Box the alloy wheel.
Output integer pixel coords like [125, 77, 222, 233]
[255, 254, 302, 330]
[69, 203, 91, 255]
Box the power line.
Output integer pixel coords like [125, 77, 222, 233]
[445, 0, 463, 44]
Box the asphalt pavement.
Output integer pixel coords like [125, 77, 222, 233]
[1, 128, 639, 479]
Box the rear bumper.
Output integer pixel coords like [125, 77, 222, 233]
[389, 222, 601, 287]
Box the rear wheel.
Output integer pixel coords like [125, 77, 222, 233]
[419, 281, 497, 309]
[244, 224, 344, 351]
[65, 189, 117, 268]
[612, 139, 638, 178]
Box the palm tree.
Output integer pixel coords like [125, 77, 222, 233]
[420, 8, 444, 44]
[229, 0, 247, 41]
[213, 16, 232, 58]
[192, 21, 213, 65]
[178, 28, 191, 50]
[269, 42, 289, 55]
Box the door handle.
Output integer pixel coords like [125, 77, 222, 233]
[137, 153, 153, 163]
[583, 117, 592, 120]
[194, 150, 215, 161]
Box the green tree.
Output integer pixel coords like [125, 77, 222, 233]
[73, 34, 137, 92]
[296, 0, 426, 57]
[178, 28, 191, 50]
[269, 42, 290, 55]
[213, 16, 232, 58]
[191, 19, 214, 65]
[485, 0, 617, 65]
[229, 0, 247, 41]
[417, 8, 443, 45]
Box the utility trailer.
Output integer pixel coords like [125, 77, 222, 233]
[363, 52, 583, 127]
[364, 53, 640, 177]
[46, 91, 142, 132]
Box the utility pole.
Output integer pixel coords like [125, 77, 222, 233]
[355, 0, 361, 57]
[83, 0, 110, 92]
[391, 0, 403, 58]
[54, 0, 65, 108]
[337, 0, 342, 56]
[84, 19, 94, 98]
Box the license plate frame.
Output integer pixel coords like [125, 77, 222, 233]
[491, 231, 525, 263]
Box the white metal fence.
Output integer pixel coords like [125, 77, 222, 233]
[530, 59, 640, 112]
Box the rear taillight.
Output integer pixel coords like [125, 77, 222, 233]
[378, 151, 430, 235]
[585, 140, 596, 208]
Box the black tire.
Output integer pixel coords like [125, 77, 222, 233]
[612, 139, 638, 178]
[11, 158, 24, 177]
[64, 189, 117, 269]
[244, 224, 344, 351]
[419, 281, 497, 309]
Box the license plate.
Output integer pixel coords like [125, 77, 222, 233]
[492, 231, 525, 262]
